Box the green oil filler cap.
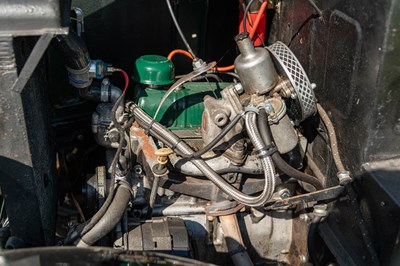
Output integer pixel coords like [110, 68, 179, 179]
[133, 55, 175, 86]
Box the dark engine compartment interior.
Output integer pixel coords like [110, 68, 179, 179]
[0, 0, 399, 265]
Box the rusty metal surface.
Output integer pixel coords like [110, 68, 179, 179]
[265, 185, 345, 210]
[289, 217, 309, 265]
[130, 122, 157, 163]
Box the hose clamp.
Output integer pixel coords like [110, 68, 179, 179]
[116, 180, 134, 197]
[243, 105, 259, 114]
[258, 101, 274, 114]
[256, 143, 277, 159]
[144, 119, 156, 136]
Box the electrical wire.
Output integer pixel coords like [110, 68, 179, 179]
[79, 131, 125, 237]
[243, 0, 256, 33]
[164, 1, 268, 72]
[168, 49, 194, 61]
[180, 113, 242, 159]
[257, 108, 324, 190]
[75, 70, 131, 240]
[175, 73, 223, 83]
[69, 193, 86, 222]
[209, 70, 239, 80]
[306, 0, 323, 17]
[153, 61, 216, 120]
[131, 104, 276, 206]
[214, 0, 268, 72]
[165, 0, 196, 58]
[111, 68, 129, 94]
[249, 0, 268, 40]
[0, 198, 5, 224]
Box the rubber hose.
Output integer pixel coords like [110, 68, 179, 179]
[78, 131, 125, 238]
[165, 0, 196, 58]
[180, 113, 242, 159]
[76, 184, 131, 247]
[257, 109, 323, 190]
[244, 112, 275, 199]
[54, 30, 90, 70]
[316, 104, 345, 172]
[131, 104, 276, 206]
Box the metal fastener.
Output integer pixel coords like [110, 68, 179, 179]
[337, 170, 352, 185]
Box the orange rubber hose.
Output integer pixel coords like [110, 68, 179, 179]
[215, 0, 268, 72]
[166, 1, 268, 72]
[215, 65, 235, 72]
[167, 49, 193, 60]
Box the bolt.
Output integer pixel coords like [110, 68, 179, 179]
[299, 255, 307, 263]
[108, 129, 120, 143]
[233, 83, 244, 94]
[192, 58, 206, 70]
[77, 134, 85, 141]
[264, 102, 274, 114]
[299, 213, 310, 222]
[101, 78, 110, 86]
[278, 188, 291, 199]
[133, 165, 143, 175]
[311, 83, 317, 90]
[232, 142, 245, 152]
[280, 192, 290, 199]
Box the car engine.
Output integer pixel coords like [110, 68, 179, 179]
[0, 0, 399, 265]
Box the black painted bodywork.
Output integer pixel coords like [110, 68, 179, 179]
[0, 0, 399, 264]
[269, 0, 400, 264]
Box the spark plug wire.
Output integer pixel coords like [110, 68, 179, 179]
[215, 0, 268, 72]
[249, 0, 268, 40]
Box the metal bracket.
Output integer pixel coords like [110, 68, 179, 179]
[11, 33, 54, 94]
[265, 185, 345, 210]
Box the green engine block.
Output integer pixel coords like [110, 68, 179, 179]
[133, 82, 232, 131]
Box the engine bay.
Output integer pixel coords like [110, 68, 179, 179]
[0, 0, 399, 265]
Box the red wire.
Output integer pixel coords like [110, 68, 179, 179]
[114, 68, 129, 94]
[215, 0, 268, 72]
[249, 0, 268, 40]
